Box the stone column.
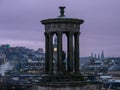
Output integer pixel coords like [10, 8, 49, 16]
[57, 32, 63, 74]
[74, 32, 80, 73]
[48, 32, 53, 74]
[44, 32, 49, 74]
[67, 32, 74, 73]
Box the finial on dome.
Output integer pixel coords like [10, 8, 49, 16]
[59, 6, 65, 17]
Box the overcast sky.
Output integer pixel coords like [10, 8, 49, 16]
[0, 0, 120, 57]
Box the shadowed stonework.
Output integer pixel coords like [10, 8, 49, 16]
[41, 7, 84, 75]
[39, 7, 92, 89]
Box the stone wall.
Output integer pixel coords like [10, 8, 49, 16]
[31, 85, 98, 90]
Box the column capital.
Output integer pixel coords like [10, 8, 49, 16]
[66, 32, 74, 37]
[56, 32, 63, 36]
[44, 32, 54, 36]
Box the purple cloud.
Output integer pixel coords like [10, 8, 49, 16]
[0, 0, 120, 57]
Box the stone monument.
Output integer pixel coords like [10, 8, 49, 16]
[41, 6, 83, 75]
[40, 7, 89, 88]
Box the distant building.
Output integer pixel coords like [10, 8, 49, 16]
[91, 51, 105, 60]
[108, 64, 120, 79]
[52, 35, 66, 73]
[37, 48, 44, 53]
[0, 53, 6, 65]
[98, 53, 100, 60]
[1, 44, 10, 49]
[80, 54, 107, 75]
[95, 60, 103, 65]
[91, 53, 93, 58]
[19, 53, 45, 74]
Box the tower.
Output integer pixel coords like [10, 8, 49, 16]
[98, 53, 100, 60]
[101, 50, 104, 60]
[41, 7, 84, 75]
[91, 52, 93, 58]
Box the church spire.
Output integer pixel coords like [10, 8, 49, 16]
[91, 52, 93, 58]
[101, 50, 104, 60]
[98, 53, 100, 59]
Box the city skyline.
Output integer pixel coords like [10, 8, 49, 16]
[0, 0, 120, 57]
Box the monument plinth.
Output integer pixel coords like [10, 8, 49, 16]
[40, 6, 85, 85]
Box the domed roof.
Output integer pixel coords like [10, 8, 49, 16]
[95, 60, 103, 64]
[109, 64, 120, 71]
[41, 6, 84, 24]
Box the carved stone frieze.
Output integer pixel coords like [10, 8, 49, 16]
[45, 23, 80, 32]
